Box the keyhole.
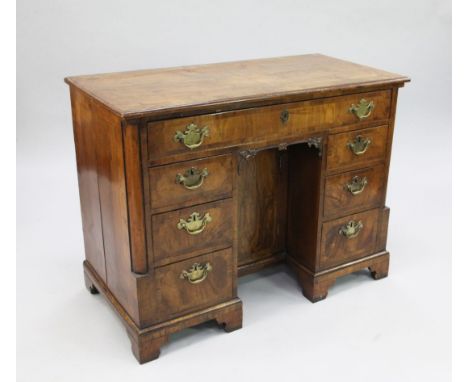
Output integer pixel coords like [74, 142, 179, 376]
[280, 110, 289, 124]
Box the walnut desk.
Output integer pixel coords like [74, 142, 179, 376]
[65, 54, 409, 363]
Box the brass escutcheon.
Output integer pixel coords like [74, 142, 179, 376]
[177, 212, 212, 235]
[349, 99, 375, 120]
[346, 176, 368, 195]
[174, 123, 209, 149]
[180, 262, 213, 284]
[176, 167, 209, 190]
[347, 135, 372, 156]
[280, 109, 289, 124]
[339, 220, 363, 239]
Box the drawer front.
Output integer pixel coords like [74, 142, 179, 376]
[158, 248, 234, 317]
[323, 165, 386, 219]
[148, 154, 233, 212]
[147, 90, 390, 164]
[326, 125, 388, 172]
[320, 209, 379, 269]
[151, 199, 233, 265]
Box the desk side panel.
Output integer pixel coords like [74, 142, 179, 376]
[287, 143, 324, 269]
[70, 86, 140, 324]
[70, 87, 107, 281]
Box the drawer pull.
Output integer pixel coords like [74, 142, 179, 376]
[346, 176, 368, 195]
[177, 212, 212, 235]
[339, 220, 363, 239]
[180, 262, 212, 284]
[347, 135, 372, 156]
[176, 167, 209, 190]
[349, 98, 375, 120]
[174, 123, 209, 149]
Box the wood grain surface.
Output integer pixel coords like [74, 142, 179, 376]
[146, 90, 391, 165]
[67, 55, 409, 363]
[65, 54, 408, 119]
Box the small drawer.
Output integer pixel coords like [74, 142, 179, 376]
[323, 165, 386, 219]
[320, 209, 379, 269]
[146, 91, 391, 165]
[148, 154, 233, 212]
[158, 248, 234, 317]
[151, 199, 233, 266]
[326, 125, 388, 172]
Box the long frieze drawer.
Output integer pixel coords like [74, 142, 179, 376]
[147, 90, 391, 164]
[148, 154, 234, 213]
[319, 209, 379, 270]
[323, 164, 386, 219]
[157, 248, 234, 318]
[151, 199, 233, 266]
[326, 125, 388, 172]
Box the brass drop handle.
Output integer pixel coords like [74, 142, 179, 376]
[349, 99, 375, 120]
[347, 135, 371, 156]
[180, 262, 212, 284]
[176, 167, 209, 190]
[346, 176, 368, 195]
[339, 220, 363, 239]
[177, 212, 212, 235]
[174, 123, 209, 149]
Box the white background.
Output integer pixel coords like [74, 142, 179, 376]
[17, 1, 451, 381]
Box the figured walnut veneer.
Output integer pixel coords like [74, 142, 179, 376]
[66, 54, 409, 363]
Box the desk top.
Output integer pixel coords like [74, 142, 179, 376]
[65, 54, 409, 119]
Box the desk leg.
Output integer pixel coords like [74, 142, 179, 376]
[369, 255, 390, 280]
[215, 302, 243, 332]
[300, 274, 336, 303]
[126, 329, 168, 364]
[289, 252, 390, 303]
[84, 269, 99, 295]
